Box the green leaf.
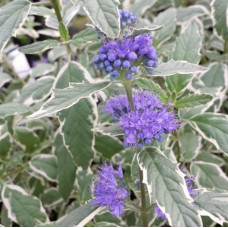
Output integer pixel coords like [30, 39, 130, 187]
[29, 154, 57, 181]
[94, 133, 124, 159]
[48, 46, 67, 62]
[28, 176, 46, 197]
[191, 63, 228, 113]
[177, 5, 208, 23]
[58, 22, 69, 41]
[19, 39, 59, 54]
[189, 113, 228, 154]
[29, 81, 110, 119]
[135, 78, 167, 101]
[195, 150, 224, 166]
[94, 212, 122, 226]
[54, 61, 93, 88]
[50, 202, 101, 226]
[53, 62, 96, 169]
[19, 76, 55, 105]
[15, 127, 39, 152]
[165, 74, 193, 96]
[31, 63, 55, 78]
[137, 147, 202, 226]
[29, 6, 53, 17]
[80, 0, 120, 38]
[54, 134, 76, 200]
[131, 154, 139, 185]
[128, 25, 163, 37]
[1, 207, 11, 227]
[153, 8, 176, 46]
[0, 72, 11, 87]
[172, 21, 201, 63]
[175, 94, 213, 109]
[72, 28, 98, 44]
[131, 0, 158, 16]
[190, 162, 228, 192]
[154, 60, 206, 76]
[0, 0, 31, 52]
[211, 0, 228, 41]
[2, 185, 48, 226]
[0, 103, 29, 118]
[41, 188, 63, 207]
[166, 20, 202, 95]
[179, 128, 201, 161]
[76, 170, 93, 205]
[194, 191, 228, 225]
[58, 98, 96, 169]
[0, 133, 12, 160]
[200, 63, 227, 89]
[95, 123, 123, 137]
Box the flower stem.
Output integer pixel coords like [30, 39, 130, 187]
[174, 130, 181, 162]
[50, 0, 73, 60]
[121, 75, 134, 110]
[139, 167, 148, 226]
[120, 74, 148, 226]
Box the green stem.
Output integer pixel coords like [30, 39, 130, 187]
[174, 130, 181, 162]
[180, 0, 186, 7]
[120, 73, 148, 226]
[0, 164, 28, 179]
[51, 0, 62, 23]
[139, 167, 148, 227]
[223, 41, 228, 62]
[121, 75, 134, 110]
[50, 0, 73, 60]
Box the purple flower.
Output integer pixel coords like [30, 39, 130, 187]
[93, 34, 158, 80]
[91, 163, 128, 217]
[122, 60, 131, 68]
[155, 205, 167, 220]
[103, 91, 179, 147]
[185, 176, 197, 198]
[119, 9, 138, 28]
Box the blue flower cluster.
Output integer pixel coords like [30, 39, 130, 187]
[93, 34, 158, 81]
[155, 173, 196, 221]
[119, 9, 138, 28]
[103, 91, 178, 148]
[91, 163, 128, 217]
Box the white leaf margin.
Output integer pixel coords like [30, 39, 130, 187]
[188, 113, 228, 153]
[1, 184, 49, 225]
[191, 161, 228, 192]
[195, 188, 228, 225]
[29, 154, 58, 182]
[137, 147, 202, 226]
[0, 0, 31, 52]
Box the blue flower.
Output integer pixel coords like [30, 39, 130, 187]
[119, 9, 138, 28]
[91, 163, 128, 217]
[93, 34, 158, 80]
[103, 91, 179, 148]
[155, 205, 167, 220]
[185, 176, 197, 198]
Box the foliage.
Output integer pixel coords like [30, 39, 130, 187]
[0, 0, 228, 227]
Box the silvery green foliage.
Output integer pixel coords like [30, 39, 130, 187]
[0, 0, 227, 227]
